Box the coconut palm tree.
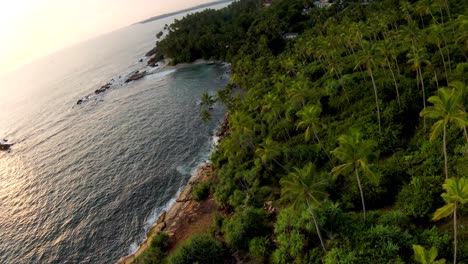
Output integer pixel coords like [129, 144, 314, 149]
[200, 92, 216, 107]
[296, 104, 332, 160]
[255, 137, 287, 170]
[377, 40, 401, 107]
[408, 47, 431, 128]
[280, 163, 328, 252]
[331, 129, 378, 220]
[354, 41, 382, 133]
[420, 87, 467, 178]
[432, 177, 468, 264]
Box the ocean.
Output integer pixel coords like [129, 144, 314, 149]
[0, 3, 229, 263]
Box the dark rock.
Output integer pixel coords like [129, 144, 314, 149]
[125, 71, 148, 83]
[157, 211, 166, 225]
[139, 58, 143, 63]
[94, 83, 112, 94]
[0, 143, 12, 151]
[77, 99, 83, 105]
[147, 53, 164, 67]
[215, 114, 230, 139]
[145, 46, 158, 57]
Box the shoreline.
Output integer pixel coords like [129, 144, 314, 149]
[117, 163, 213, 264]
[117, 114, 229, 264]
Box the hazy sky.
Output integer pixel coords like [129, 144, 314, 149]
[0, 0, 214, 75]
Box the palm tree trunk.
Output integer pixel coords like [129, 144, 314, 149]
[438, 45, 449, 84]
[355, 168, 367, 221]
[386, 57, 401, 108]
[443, 124, 448, 179]
[419, 67, 427, 128]
[394, 57, 401, 78]
[454, 202, 457, 264]
[313, 129, 332, 161]
[443, 40, 452, 73]
[369, 68, 382, 133]
[306, 199, 327, 253]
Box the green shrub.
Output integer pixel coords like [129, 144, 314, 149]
[168, 235, 223, 264]
[134, 232, 169, 264]
[222, 207, 268, 250]
[192, 181, 210, 202]
[248, 236, 272, 262]
[396, 175, 444, 219]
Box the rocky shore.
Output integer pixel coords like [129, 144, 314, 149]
[117, 163, 215, 264]
[118, 114, 230, 264]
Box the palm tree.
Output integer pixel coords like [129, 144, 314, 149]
[412, 245, 446, 264]
[331, 129, 378, 220]
[432, 177, 468, 264]
[296, 104, 332, 160]
[408, 47, 431, 128]
[255, 137, 286, 170]
[427, 23, 450, 84]
[377, 40, 401, 107]
[420, 87, 467, 179]
[355, 41, 382, 133]
[280, 163, 328, 252]
[200, 92, 216, 107]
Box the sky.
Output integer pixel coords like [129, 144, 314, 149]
[0, 0, 215, 76]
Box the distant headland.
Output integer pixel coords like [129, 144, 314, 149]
[135, 0, 233, 25]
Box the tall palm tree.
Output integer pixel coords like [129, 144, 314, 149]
[377, 40, 401, 107]
[420, 87, 467, 179]
[432, 177, 468, 264]
[355, 42, 382, 133]
[408, 47, 431, 128]
[331, 129, 378, 220]
[280, 163, 328, 252]
[296, 104, 332, 160]
[427, 23, 450, 84]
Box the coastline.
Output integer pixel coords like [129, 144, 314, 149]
[117, 114, 229, 264]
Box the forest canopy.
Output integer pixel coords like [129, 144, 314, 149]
[142, 0, 468, 263]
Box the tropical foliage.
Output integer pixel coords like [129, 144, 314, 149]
[142, 0, 468, 262]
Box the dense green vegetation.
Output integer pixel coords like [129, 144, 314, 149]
[143, 0, 468, 263]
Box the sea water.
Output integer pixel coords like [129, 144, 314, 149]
[0, 3, 229, 263]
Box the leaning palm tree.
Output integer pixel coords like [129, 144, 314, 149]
[420, 87, 467, 179]
[200, 92, 216, 107]
[297, 104, 331, 160]
[331, 129, 378, 220]
[432, 177, 468, 264]
[280, 163, 328, 252]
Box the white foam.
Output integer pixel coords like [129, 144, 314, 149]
[145, 69, 176, 79]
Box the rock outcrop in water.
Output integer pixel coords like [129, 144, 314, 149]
[95, 83, 112, 95]
[125, 71, 148, 83]
[0, 143, 13, 151]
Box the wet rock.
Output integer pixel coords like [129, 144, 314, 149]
[215, 114, 230, 139]
[0, 143, 13, 151]
[125, 71, 148, 83]
[95, 83, 112, 94]
[157, 211, 166, 225]
[139, 58, 143, 63]
[77, 99, 83, 105]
